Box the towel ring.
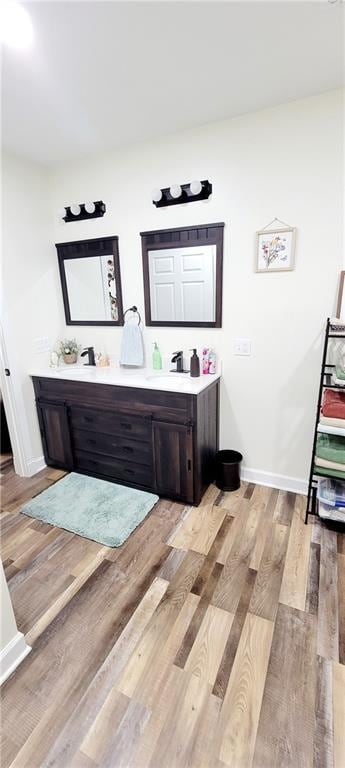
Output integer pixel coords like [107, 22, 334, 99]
[124, 305, 141, 325]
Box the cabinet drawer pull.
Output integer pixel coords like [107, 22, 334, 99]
[84, 416, 94, 423]
[124, 468, 134, 475]
[120, 422, 132, 430]
[86, 438, 96, 445]
[122, 446, 133, 453]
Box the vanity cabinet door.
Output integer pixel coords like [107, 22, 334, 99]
[37, 399, 73, 470]
[153, 421, 194, 503]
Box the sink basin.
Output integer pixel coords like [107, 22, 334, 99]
[145, 374, 190, 386]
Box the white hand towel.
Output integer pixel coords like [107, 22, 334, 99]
[120, 323, 144, 367]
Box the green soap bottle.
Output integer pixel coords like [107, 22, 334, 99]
[152, 342, 162, 370]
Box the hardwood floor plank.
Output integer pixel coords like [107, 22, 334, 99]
[212, 500, 261, 613]
[148, 667, 210, 768]
[213, 568, 256, 700]
[337, 553, 345, 664]
[253, 604, 316, 768]
[306, 541, 321, 616]
[318, 526, 339, 661]
[333, 661, 345, 768]
[218, 613, 274, 768]
[314, 655, 333, 768]
[185, 604, 234, 685]
[174, 562, 223, 669]
[273, 490, 295, 526]
[279, 495, 312, 611]
[191, 515, 232, 595]
[249, 487, 279, 570]
[168, 503, 227, 555]
[249, 521, 289, 621]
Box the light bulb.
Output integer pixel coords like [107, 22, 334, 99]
[58, 207, 66, 220]
[0, 1, 34, 50]
[151, 188, 162, 203]
[190, 180, 202, 196]
[170, 184, 182, 199]
[70, 203, 81, 216]
[85, 201, 95, 214]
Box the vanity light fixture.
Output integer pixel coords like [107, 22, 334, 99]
[59, 200, 106, 223]
[152, 180, 212, 208]
[170, 184, 182, 199]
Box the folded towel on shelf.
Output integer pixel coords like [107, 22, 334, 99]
[335, 365, 345, 381]
[332, 373, 345, 387]
[120, 322, 144, 367]
[315, 456, 345, 473]
[315, 465, 345, 480]
[319, 414, 345, 429]
[316, 433, 345, 464]
[322, 388, 345, 419]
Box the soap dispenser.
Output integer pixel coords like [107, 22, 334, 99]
[152, 342, 162, 370]
[190, 349, 200, 378]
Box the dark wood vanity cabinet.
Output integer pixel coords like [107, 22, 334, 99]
[32, 377, 219, 505]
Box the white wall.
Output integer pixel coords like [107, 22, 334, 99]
[0, 560, 31, 684]
[2, 90, 343, 490]
[1, 152, 64, 474]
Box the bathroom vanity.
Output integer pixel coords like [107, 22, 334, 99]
[31, 368, 220, 504]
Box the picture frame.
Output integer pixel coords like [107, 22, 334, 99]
[255, 225, 296, 273]
[336, 270, 345, 319]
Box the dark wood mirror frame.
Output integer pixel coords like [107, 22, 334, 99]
[140, 222, 224, 328]
[56, 236, 124, 326]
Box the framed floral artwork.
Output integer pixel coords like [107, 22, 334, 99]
[255, 224, 296, 273]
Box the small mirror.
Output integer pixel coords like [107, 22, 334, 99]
[56, 237, 124, 326]
[141, 223, 224, 327]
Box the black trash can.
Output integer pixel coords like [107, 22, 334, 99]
[215, 449, 243, 492]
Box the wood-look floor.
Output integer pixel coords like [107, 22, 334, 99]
[1, 466, 344, 768]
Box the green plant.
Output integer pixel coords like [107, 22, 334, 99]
[58, 338, 81, 356]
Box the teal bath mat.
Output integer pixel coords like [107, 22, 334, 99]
[21, 472, 159, 547]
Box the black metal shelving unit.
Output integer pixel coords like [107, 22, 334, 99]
[305, 318, 345, 524]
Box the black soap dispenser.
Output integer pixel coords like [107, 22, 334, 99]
[190, 349, 200, 378]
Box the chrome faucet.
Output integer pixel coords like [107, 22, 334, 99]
[81, 346, 96, 366]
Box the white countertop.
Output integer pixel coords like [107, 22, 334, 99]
[30, 365, 220, 395]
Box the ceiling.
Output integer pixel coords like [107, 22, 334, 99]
[1, 1, 344, 167]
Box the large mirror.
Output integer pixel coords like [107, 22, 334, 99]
[56, 236, 124, 326]
[141, 223, 224, 327]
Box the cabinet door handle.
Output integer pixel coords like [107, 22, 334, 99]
[187, 459, 192, 472]
[124, 468, 134, 475]
[86, 438, 96, 445]
[120, 422, 131, 430]
[122, 446, 133, 453]
[84, 416, 93, 423]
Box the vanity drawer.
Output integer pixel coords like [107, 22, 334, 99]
[74, 450, 152, 487]
[72, 428, 152, 466]
[69, 407, 151, 442]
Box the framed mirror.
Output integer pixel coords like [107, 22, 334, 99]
[56, 236, 124, 326]
[141, 222, 224, 327]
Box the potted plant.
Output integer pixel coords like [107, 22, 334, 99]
[59, 338, 81, 364]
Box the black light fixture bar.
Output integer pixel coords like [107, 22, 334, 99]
[63, 200, 106, 222]
[153, 180, 212, 208]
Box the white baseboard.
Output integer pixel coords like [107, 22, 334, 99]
[24, 456, 46, 477]
[0, 632, 31, 686]
[241, 466, 308, 495]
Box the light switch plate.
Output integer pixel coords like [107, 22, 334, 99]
[234, 338, 251, 356]
[33, 336, 50, 354]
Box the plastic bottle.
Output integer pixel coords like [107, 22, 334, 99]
[208, 350, 217, 374]
[152, 342, 162, 370]
[190, 349, 200, 378]
[202, 348, 210, 374]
